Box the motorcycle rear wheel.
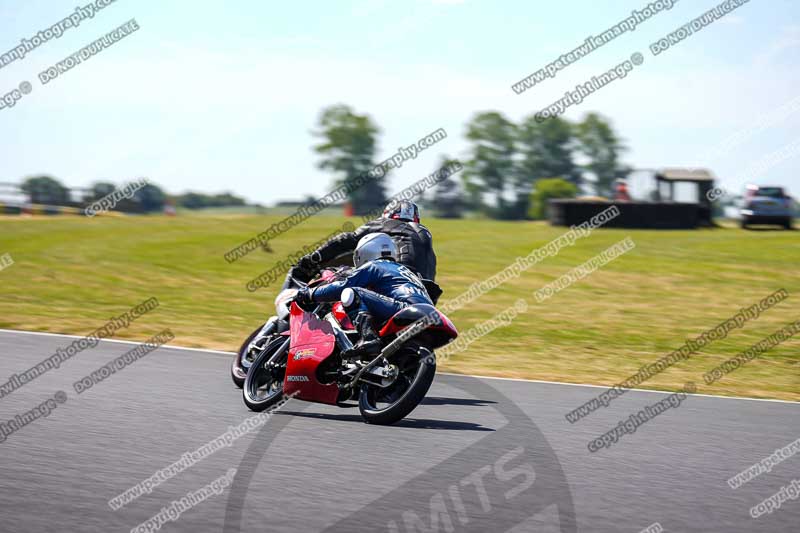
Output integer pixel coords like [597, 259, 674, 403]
[243, 337, 289, 412]
[231, 325, 263, 388]
[358, 346, 436, 425]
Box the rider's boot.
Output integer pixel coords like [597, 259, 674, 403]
[342, 313, 382, 360]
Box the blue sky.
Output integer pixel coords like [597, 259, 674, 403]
[1, 0, 799, 204]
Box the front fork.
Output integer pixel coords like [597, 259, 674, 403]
[251, 317, 291, 351]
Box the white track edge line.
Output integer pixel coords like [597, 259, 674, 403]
[1, 328, 797, 405]
[0, 328, 233, 355]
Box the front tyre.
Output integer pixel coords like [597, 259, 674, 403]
[358, 347, 436, 425]
[243, 337, 288, 412]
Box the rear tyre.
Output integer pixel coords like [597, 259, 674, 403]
[358, 347, 436, 425]
[784, 219, 793, 230]
[740, 218, 749, 229]
[231, 326, 262, 388]
[243, 337, 288, 412]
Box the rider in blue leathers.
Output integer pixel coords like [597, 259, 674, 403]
[296, 233, 432, 359]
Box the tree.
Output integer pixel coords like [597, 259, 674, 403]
[134, 183, 166, 212]
[462, 111, 517, 218]
[211, 192, 246, 207]
[528, 178, 578, 220]
[575, 113, 627, 197]
[177, 192, 208, 209]
[515, 115, 580, 217]
[174, 191, 245, 210]
[21, 176, 70, 205]
[84, 181, 116, 202]
[313, 104, 386, 215]
[430, 155, 465, 218]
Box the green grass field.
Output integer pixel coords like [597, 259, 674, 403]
[1, 214, 798, 401]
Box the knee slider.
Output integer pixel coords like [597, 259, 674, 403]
[342, 288, 358, 308]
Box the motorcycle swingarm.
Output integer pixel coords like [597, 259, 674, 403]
[343, 318, 429, 390]
[353, 362, 398, 389]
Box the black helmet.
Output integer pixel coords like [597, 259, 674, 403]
[382, 200, 420, 223]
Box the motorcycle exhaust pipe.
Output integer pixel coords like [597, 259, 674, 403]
[346, 319, 429, 389]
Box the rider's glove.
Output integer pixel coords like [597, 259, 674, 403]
[295, 287, 316, 310]
[296, 255, 317, 277]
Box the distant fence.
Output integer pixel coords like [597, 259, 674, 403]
[0, 203, 124, 216]
[0, 181, 132, 216]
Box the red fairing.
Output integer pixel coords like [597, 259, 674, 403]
[379, 310, 458, 340]
[437, 312, 458, 338]
[283, 302, 340, 404]
[379, 318, 402, 337]
[332, 302, 354, 330]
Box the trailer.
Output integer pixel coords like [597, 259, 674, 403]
[548, 168, 716, 229]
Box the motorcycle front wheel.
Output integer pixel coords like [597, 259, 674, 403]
[243, 337, 289, 412]
[358, 346, 436, 425]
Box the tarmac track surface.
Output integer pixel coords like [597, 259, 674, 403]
[0, 330, 798, 532]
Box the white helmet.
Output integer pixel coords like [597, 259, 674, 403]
[353, 233, 397, 268]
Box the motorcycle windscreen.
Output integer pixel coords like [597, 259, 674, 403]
[283, 302, 340, 404]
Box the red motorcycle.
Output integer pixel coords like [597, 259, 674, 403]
[242, 268, 458, 425]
